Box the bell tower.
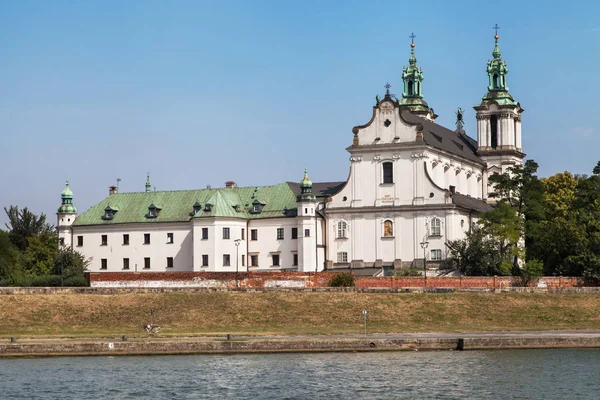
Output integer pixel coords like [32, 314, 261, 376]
[474, 26, 525, 194]
[296, 169, 317, 272]
[57, 181, 77, 248]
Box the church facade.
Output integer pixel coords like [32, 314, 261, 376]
[57, 33, 524, 275]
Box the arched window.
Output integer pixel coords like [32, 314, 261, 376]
[417, 81, 420, 95]
[382, 162, 393, 184]
[337, 221, 347, 238]
[383, 220, 393, 237]
[408, 81, 414, 95]
[493, 74, 499, 88]
[430, 218, 441, 236]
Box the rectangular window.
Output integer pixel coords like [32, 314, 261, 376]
[291, 228, 298, 239]
[277, 228, 284, 240]
[337, 252, 348, 263]
[293, 253, 298, 266]
[144, 257, 151, 269]
[430, 218, 442, 237]
[241, 228, 245, 240]
[383, 162, 394, 184]
[144, 233, 150, 244]
[272, 254, 280, 267]
[77, 236, 83, 247]
[242, 254, 245, 266]
[202, 254, 209, 267]
[431, 249, 442, 261]
[251, 229, 258, 241]
[167, 232, 174, 244]
[123, 258, 130, 270]
[251, 255, 258, 267]
[100, 259, 107, 270]
[167, 257, 174, 268]
[223, 254, 231, 266]
[59, 237, 65, 246]
[123, 234, 129, 245]
[202, 227, 208, 240]
[223, 227, 230, 239]
[101, 235, 107, 246]
[304, 229, 310, 237]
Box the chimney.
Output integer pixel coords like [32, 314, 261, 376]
[225, 181, 237, 189]
[109, 186, 118, 196]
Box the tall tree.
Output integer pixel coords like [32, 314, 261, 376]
[0, 230, 19, 282]
[4, 206, 53, 251]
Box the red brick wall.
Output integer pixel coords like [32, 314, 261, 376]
[89, 272, 587, 288]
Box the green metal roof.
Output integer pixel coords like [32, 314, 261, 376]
[73, 183, 298, 226]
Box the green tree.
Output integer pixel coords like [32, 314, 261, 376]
[54, 246, 90, 281]
[4, 206, 53, 251]
[18, 231, 58, 277]
[0, 229, 20, 283]
[447, 225, 511, 276]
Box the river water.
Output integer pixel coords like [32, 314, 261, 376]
[1, 349, 599, 399]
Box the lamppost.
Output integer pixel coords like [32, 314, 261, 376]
[234, 239, 241, 288]
[420, 240, 429, 288]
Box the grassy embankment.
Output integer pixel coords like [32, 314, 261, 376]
[1, 292, 599, 338]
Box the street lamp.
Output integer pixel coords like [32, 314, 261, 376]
[234, 239, 241, 288]
[420, 240, 429, 287]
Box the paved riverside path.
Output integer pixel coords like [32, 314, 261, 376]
[3, 330, 600, 343]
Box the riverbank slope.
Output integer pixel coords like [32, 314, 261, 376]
[1, 292, 599, 338]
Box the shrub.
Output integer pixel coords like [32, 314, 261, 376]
[328, 272, 355, 287]
[28, 275, 63, 287]
[63, 275, 89, 287]
[519, 259, 544, 287]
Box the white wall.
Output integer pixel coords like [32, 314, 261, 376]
[247, 218, 299, 271]
[73, 222, 193, 272]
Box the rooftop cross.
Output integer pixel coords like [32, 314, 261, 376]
[384, 82, 391, 95]
[409, 32, 416, 47]
[493, 24, 500, 38]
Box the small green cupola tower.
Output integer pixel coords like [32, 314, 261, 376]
[297, 168, 316, 203]
[58, 181, 77, 214]
[145, 173, 151, 193]
[399, 33, 436, 121]
[57, 181, 77, 248]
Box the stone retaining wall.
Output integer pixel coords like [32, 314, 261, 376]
[2, 286, 600, 295]
[2, 336, 600, 357]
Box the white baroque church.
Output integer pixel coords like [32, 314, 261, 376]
[57, 33, 524, 276]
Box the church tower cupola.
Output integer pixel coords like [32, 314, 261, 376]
[297, 168, 316, 202]
[145, 173, 151, 193]
[58, 181, 77, 214]
[399, 33, 436, 121]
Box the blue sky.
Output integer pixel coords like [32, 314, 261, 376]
[1, 0, 599, 228]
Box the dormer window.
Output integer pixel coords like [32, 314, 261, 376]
[250, 199, 263, 214]
[204, 203, 212, 212]
[102, 206, 118, 220]
[146, 204, 161, 219]
[193, 202, 201, 214]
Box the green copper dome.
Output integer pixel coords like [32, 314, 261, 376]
[300, 168, 312, 188]
[61, 180, 73, 199]
[58, 181, 77, 213]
